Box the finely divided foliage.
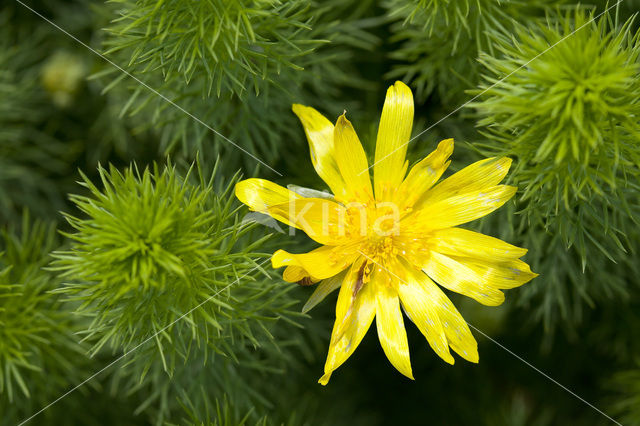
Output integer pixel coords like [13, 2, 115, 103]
[0, 13, 74, 223]
[52, 162, 297, 374]
[385, 0, 563, 102]
[3, 0, 640, 423]
[468, 7, 640, 332]
[97, 0, 377, 168]
[104, 0, 320, 98]
[0, 217, 85, 411]
[471, 9, 640, 260]
[473, 9, 640, 168]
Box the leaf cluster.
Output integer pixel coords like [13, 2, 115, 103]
[175, 394, 270, 426]
[385, 0, 564, 103]
[0, 12, 78, 224]
[49, 160, 314, 424]
[53, 161, 295, 369]
[473, 9, 640, 167]
[0, 216, 87, 416]
[470, 8, 640, 262]
[104, 0, 324, 98]
[95, 0, 379, 172]
[609, 360, 640, 425]
[115, 314, 318, 424]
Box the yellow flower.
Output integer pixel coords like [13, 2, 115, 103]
[235, 81, 537, 385]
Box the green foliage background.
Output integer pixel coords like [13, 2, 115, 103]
[0, 0, 639, 425]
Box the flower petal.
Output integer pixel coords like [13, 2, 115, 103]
[423, 251, 506, 306]
[418, 157, 512, 208]
[333, 114, 374, 202]
[302, 270, 347, 314]
[319, 259, 375, 385]
[418, 272, 478, 363]
[398, 264, 454, 365]
[235, 178, 301, 227]
[282, 265, 309, 282]
[395, 138, 453, 210]
[411, 185, 517, 230]
[292, 104, 347, 198]
[375, 272, 414, 380]
[374, 81, 414, 201]
[450, 257, 538, 290]
[267, 198, 350, 245]
[429, 227, 528, 261]
[272, 246, 357, 282]
[287, 184, 335, 200]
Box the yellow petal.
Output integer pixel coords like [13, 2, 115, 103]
[375, 273, 414, 380]
[302, 270, 347, 313]
[419, 157, 512, 208]
[412, 185, 517, 230]
[423, 251, 506, 306]
[451, 257, 538, 290]
[292, 104, 347, 198]
[235, 178, 301, 227]
[272, 246, 357, 282]
[395, 138, 453, 209]
[429, 227, 528, 261]
[418, 272, 479, 363]
[267, 198, 350, 246]
[374, 81, 414, 201]
[333, 258, 366, 332]
[397, 263, 454, 365]
[282, 265, 309, 282]
[319, 259, 375, 385]
[333, 114, 374, 202]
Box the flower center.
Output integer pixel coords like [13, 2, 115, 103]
[359, 235, 400, 284]
[361, 235, 398, 262]
[343, 203, 401, 239]
[334, 202, 410, 285]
